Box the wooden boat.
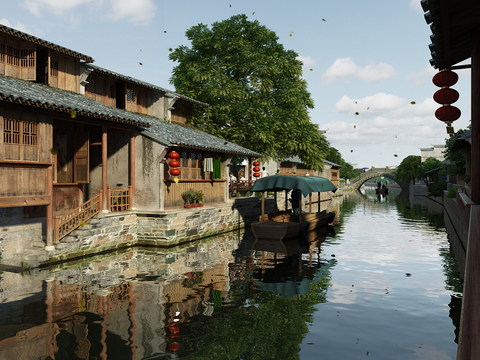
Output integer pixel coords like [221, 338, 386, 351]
[250, 175, 337, 241]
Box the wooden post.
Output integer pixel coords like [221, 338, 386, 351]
[299, 192, 302, 223]
[471, 27, 480, 205]
[261, 192, 265, 222]
[53, 216, 59, 244]
[46, 164, 54, 247]
[97, 189, 103, 212]
[130, 130, 135, 209]
[102, 125, 108, 211]
[274, 191, 277, 217]
[128, 185, 133, 209]
[107, 186, 112, 212]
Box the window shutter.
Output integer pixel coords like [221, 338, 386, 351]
[74, 132, 89, 183]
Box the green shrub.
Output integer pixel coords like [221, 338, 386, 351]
[447, 187, 458, 198]
[428, 179, 448, 197]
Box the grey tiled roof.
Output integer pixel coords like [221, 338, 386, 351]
[143, 119, 262, 156]
[323, 159, 342, 168]
[87, 64, 209, 107]
[0, 24, 94, 63]
[0, 74, 153, 127]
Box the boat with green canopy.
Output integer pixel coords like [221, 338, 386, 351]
[250, 175, 337, 241]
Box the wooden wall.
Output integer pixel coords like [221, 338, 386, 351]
[163, 181, 225, 208]
[49, 53, 79, 92]
[0, 166, 47, 197]
[171, 99, 193, 124]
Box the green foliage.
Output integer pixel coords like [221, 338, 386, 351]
[447, 187, 458, 198]
[181, 188, 196, 204]
[417, 156, 444, 179]
[325, 147, 356, 179]
[441, 126, 470, 177]
[169, 14, 329, 170]
[395, 155, 421, 182]
[428, 179, 448, 197]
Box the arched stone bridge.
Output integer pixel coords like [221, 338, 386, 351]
[349, 167, 408, 192]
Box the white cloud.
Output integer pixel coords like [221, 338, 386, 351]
[334, 93, 409, 117]
[0, 18, 30, 33]
[22, 0, 93, 17]
[406, 65, 437, 85]
[21, 0, 155, 24]
[297, 55, 316, 68]
[322, 57, 397, 83]
[105, 0, 156, 24]
[409, 0, 423, 13]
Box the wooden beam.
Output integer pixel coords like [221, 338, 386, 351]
[0, 195, 51, 207]
[102, 126, 108, 211]
[261, 192, 265, 222]
[471, 27, 480, 205]
[130, 130, 135, 209]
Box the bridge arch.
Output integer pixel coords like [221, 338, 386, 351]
[349, 168, 408, 192]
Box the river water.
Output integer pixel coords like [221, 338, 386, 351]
[0, 186, 462, 360]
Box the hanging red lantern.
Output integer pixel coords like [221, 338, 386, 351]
[170, 168, 181, 176]
[253, 172, 261, 178]
[253, 166, 261, 172]
[253, 161, 260, 166]
[435, 105, 461, 122]
[432, 70, 458, 87]
[168, 151, 180, 160]
[433, 88, 459, 105]
[168, 342, 180, 352]
[169, 159, 180, 168]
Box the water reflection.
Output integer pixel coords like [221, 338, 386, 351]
[0, 190, 463, 360]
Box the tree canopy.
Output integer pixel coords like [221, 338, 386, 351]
[169, 14, 328, 170]
[324, 147, 356, 179]
[417, 156, 444, 178]
[440, 125, 470, 177]
[395, 155, 421, 182]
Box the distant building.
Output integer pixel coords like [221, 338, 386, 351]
[419, 144, 446, 162]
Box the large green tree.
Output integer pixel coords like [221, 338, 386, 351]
[395, 155, 421, 182]
[440, 126, 470, 177]
[169, 14, 328, 170]
[417, 156, 444, 179]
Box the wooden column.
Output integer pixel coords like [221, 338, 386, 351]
[102, 126, 108, 211]
[299, 192, 302, 223]
[274, 191, 277, 217]
[46, 122, 54, 249]
[261, 192, 265, 221]
[471, 27, 480, 205]
[130, 130, 135, 209]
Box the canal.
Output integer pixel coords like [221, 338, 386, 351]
[0, 186, 462, 359]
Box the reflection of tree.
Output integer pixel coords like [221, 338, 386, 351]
[187, 275, 330, 360]
[439, 246, 463, 294]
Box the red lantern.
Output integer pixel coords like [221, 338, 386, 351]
[253, 166, 261, 172]
[169, 160, 180, 168]
[433, 88, 459, 105]
[253, 172, 261, 178]
[435, 105, 461, 122]
[433, 70, 458, 87]
[253, 161, 260, 166]
[168, 151, 180, 160]
[170, 168, 181, 176]
[168, 342, 180, 352]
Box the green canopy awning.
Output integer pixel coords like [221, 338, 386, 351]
[250, 175, 337, 197]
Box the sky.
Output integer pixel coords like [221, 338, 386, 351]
[0, 0, 473, 169]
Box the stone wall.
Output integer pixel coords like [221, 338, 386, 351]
[443, 193, 468, 277]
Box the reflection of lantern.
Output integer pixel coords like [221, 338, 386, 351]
[168, 151, 180, 159]
[168, 342, 180, 352]
[169, 159, 180, 168]
[432, 70, 458, 87]
[253, 161, 260, 166]
[434, 88, 459, 105]
[170, 168, 181, 176]
[253, 172, 261, 178]
[253, 166, 261, 172]
[435, 105, 461, 122]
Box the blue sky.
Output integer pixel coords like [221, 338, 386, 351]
[1, 0, 472, 168]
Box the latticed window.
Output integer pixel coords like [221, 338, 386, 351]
[21, 49, 35, 67]
[6, 45, 20, 66]
[3, 118, 20, 144]
[165, 149, 220, 180]
[50, 59, 59, 77]
[0, 43, 5, 63]
[86, 77, 95, 94]
[23, 121, 38, 146]
[97, 76, 105, 96]
[127, 86, 136, 102]
[108, 84, 116, 99]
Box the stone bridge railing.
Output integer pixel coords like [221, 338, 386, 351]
[349, 167, 407, 191]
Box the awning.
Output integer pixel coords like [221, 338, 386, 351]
[250, 175, 337, 197]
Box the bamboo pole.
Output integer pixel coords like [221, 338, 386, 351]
[261, 192, 265, 222]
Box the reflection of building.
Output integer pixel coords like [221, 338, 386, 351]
[0, 232, 241, 359]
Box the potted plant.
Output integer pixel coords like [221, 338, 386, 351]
[196, 190, 204, 207]
[182, 189, 193, 209]
[190, 188, 198, 208]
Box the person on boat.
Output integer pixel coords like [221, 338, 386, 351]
[289, 190, 300, 222]
[261, 167, 269, 178]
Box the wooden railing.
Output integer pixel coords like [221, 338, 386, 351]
[109, 186, 132, 212]
[53, 190, 102, 243]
